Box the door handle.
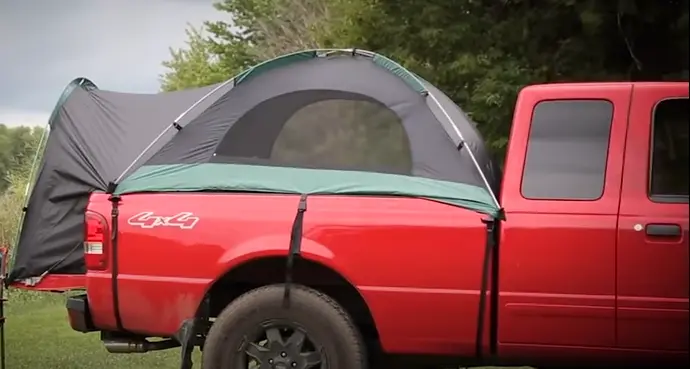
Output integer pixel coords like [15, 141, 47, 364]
[645, 224, 682, 237]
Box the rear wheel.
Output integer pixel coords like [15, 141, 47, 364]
[202, 284, 367, 369]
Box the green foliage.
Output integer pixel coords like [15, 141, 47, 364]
[160, 27, 239, 91]
[160, 0, 339, 91]
[0, 172, 27, 249]
[0, 124, 44, 249]
[331, 0, 688, 151]
[0, 124, 45, 193]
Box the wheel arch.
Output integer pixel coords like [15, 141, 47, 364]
[201, 254, 381, 344]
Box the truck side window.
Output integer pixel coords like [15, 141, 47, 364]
[521, 100, 613, 200]
[649, 98, 689, 202]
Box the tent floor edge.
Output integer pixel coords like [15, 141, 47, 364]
[283, 194, 309, 308]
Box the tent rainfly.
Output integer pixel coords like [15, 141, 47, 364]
[9, 49, 501, 284]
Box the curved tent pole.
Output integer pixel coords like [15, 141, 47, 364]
[113, 48, 350, 184]
[313, 48, 500, 209]
[421, 86, 500, 208]
[113, 78, 235, 184]
[8, 77, 98, 269]
[358, 50, 500, 209]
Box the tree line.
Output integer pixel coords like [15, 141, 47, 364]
[160, 0, 688, 153]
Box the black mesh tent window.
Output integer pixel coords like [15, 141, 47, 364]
[211, 90, 413, 174]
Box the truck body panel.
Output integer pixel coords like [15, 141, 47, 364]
[86, 192, 488, 356]
[616, 83, 689, 352]
[497, 83, 632, 353]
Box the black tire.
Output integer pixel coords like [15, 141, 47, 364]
[202, 284, 367, 369]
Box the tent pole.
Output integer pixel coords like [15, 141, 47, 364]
[423, 90, 500, 208]
[114, 125, 173, 184]
[363, 54, 500, 208]
[114, 79, 235, 184]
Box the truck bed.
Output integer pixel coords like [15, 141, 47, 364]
[85, 191, 489, 355]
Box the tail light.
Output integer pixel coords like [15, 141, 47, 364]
[84, 211, 109, 270]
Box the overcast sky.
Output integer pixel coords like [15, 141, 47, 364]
[0, 0, 225, 127]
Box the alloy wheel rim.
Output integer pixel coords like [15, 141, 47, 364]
[241, 324, 324, 369]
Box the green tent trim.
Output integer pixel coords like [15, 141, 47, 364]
[116, 163, 500, 217]
[231, 48, 428, 94]
[234, 50, 318, 85]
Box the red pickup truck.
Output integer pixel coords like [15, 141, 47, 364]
[7, 50, 689, 369]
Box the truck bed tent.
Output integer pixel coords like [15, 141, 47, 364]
[9, 49, 500, 284]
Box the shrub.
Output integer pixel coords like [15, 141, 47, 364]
[0, 171, 30, 252]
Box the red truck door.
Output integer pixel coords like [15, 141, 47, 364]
[498, 83, 632, 354]
[617, 83, 689, 352]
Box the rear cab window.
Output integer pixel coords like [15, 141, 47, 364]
[521, 100, 614, 201]
[649, 98, 689, 203]
[500, 84, 633, 214]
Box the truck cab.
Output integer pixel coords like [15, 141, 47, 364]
[498, 82, 688, 363]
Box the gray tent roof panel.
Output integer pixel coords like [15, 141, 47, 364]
[143, 53, 495, 189]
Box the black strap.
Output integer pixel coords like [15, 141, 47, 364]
[108, 194, 125, 332]
[283, 194, 308, 308]
[475, 217, 496, 357]
[488, 218, 500, 355]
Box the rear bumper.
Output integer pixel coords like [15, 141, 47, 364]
[66, 294, 96, 333]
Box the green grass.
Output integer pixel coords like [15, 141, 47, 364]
[4, 290, 199, 369]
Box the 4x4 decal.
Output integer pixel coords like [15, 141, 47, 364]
[127, 211, 199, 229]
